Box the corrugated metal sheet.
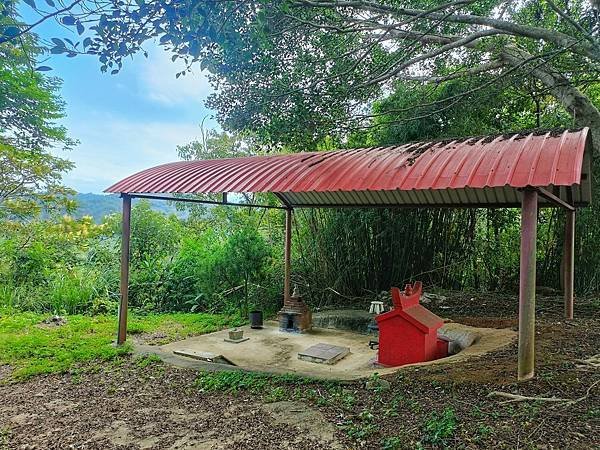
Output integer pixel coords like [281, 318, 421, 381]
[105, 128, 592, 208]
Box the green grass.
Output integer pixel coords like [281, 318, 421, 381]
[0, 311, 239, 380]
[422, 407, 457, 447]
[0, 426, 9, 450]
[128, 312, 243, 343]
[380, 436, 403, 450]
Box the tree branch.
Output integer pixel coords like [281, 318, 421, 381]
[355, 29, 503, 90]
[397, 61, 504, 83]
[0, 0, 84, 44]
[292, 0, 600, 61]
[499, 44, 600, 156]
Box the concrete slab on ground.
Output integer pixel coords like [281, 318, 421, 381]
[136, 321, 516, 380]
[172, 349, 235, 366]
[298, 343, 350, 365]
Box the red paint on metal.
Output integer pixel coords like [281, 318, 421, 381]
[105, 129, 591, 207]
[375, 282, 444, 366]
[436, 337, 449, 360]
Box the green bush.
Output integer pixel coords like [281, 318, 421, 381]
[165, 231, 224, 312]
[46, 267, 104, 315]
[11, 241, 51, 285]
[422, 408, 457, 447]
[0, 284, 29, 311]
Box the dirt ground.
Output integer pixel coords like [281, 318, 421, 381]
[1, 292, 599, 449]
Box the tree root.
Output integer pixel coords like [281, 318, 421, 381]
[487, 392, 571, 404]
[488, 380, 600, 405]
[575, 354, 600, 369]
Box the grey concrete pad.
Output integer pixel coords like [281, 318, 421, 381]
[224, 337, 250, 344]
[173, 349, 235, 366]
[298, 343, 350, 365]
[138, 321, 516, 380]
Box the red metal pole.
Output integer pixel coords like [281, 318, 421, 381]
[518, 189, 538, 381]
[564, 209, 575, 320]
[284, 208, 292, 302]
[117, 195, 131, 345]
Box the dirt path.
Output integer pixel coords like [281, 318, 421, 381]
[1, 294, 599, 449]
[0, 364, 345, 449]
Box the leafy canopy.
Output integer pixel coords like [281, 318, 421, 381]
[4, 1, 599, 149]
[0, 14, 75, 218]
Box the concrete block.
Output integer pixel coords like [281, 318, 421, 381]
[298, 343, 350, 365]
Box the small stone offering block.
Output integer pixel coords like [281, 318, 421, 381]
[224, 337, 249, 344]
[225, 329, 249, 343]
[298, 343, 350, 365]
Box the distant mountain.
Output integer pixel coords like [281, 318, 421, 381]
[73, 193, 186, 222]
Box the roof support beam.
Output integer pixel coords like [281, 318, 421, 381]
[273, 193, 294, 210]
[128, 193, 288, 210]
[117, 194, 131, 345]
[536, 187, 575, 211]
[518, 189, 538, 381]
[563, 209, 575, 320]
[289, 201, 585, 209]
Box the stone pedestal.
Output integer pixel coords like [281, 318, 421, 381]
[277, 288, 311, 333]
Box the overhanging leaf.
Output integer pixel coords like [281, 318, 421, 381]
[2, 26, 20, 38]
[61, 15, 76, 26]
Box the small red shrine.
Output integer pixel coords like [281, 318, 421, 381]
[376, 282, 448, 366]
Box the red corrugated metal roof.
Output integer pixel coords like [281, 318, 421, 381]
[105, 128, 592, 208]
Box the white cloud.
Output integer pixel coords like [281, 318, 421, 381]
[139, 47, 213, 106]
[49, 43, 218, 193]
[54, 113, 204, 193]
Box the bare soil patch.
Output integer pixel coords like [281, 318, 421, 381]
[0, 363, 345, 449]
[0, 292, 598, 449]
[0, 365, 11, 382]
[133, 331, 170, 346]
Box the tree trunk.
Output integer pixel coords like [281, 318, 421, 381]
[500, 45, 600, 156]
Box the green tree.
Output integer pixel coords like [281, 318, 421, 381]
[0, 143, 75, 219]
[127, 200, 182, 262]
[8, 1, 598, 152]
[0, 12, 75, 218]
[177, 125, 259, 161]
[218, 226, 271, 317]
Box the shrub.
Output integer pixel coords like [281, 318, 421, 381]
[164, 231, 224, 312]
[217, 226, 272, 316]
[422, 408, 457, 447]
[46, 267, 105, 315]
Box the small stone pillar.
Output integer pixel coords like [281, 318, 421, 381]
[277, 285, 312, 333]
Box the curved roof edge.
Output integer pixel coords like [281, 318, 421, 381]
[105, 128, 592, 208]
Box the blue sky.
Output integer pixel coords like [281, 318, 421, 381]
[21, 7, 217, 193]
